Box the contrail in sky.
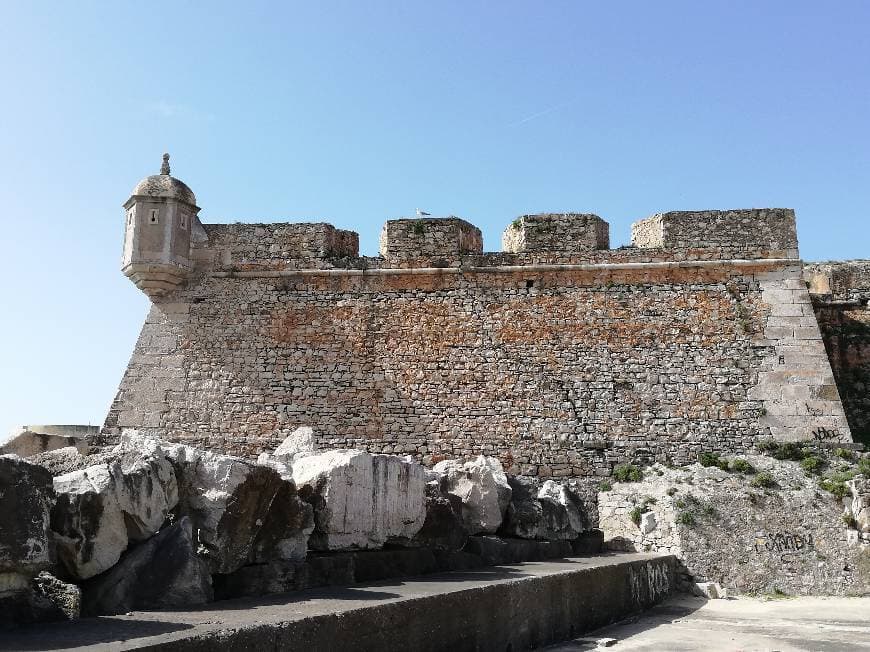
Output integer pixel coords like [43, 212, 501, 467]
[509, 98, 579, 127]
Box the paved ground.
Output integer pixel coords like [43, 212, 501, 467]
[542, 594, 870, 651]
[0, 554, 669, 651]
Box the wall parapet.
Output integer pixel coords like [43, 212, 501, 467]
[631, 209, 798, 259]
[189, 208, 799, 275]
[379, 217, 483, 264]
[805, 260, 870, 301]
[502, 213, 609, 254]
[200, 222, 359, 269]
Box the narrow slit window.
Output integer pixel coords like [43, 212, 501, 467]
[149, 209, 159, 224]
[180, 212, 188, 230]
[127, 209, 135, 225]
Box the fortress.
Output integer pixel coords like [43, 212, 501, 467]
[104, 156, 870, 499]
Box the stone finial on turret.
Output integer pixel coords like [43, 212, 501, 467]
[160, 152, 171, 175]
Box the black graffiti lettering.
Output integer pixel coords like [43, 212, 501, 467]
[778, 355, 786, 365]
[812, 427, 841, 442]
[755, 532, 813, 554]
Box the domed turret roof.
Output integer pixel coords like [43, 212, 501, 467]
[130, 154, 197, 205]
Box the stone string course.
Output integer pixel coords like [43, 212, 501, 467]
[107, 205, 856, 514]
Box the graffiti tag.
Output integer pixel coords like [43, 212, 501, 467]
[754, 532, 813, 554]
[811, 427, 841, 442]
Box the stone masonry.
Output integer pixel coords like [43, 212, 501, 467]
[501, 213, 609, 254]
[804, 261, 870, 445]
[105, 166, 856, 512]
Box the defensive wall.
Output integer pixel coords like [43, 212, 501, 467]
[804, 260, 870, 445]
[105, 198, 858, 503]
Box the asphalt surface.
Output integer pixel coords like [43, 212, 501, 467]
[542, 594, 870, 651]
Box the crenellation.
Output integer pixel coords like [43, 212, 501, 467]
[379, 216, 483, 265]
[201, 222, 360, 270]
[631, 208, 799, 259]
[502, 213, 609, 253]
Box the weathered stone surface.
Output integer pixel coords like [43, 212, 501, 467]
[848, 477, 870, 535]
[82, 517, 212, 616]
[164, 443, 288, 573]
[51, 464, 128, 580]
[0, 456, 54, 576]
[0, 429, 88, 458]
[111, 432, 179, 541]
[500, 476, 544, 539]
[248, 480, 314, 563]
[29, 447, 89, 476]
[292, 450, 426, 550]
[32, 572, 80, 620]
[538, 480, 588, 540]
[598, 456, 870, 596]
[0, 571, 80, 628]
[693, 581, 726, 599]
[50, 434, 179, 580]
[273, 426, 316, 460]
[433, 456, 512, 535]
[407, 476, 468, 551]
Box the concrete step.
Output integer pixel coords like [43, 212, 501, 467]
[0, 553, 676, 652]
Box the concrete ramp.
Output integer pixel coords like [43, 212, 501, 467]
[0, 553, 676, 652]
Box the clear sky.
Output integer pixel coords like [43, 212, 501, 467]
[1, 1, 868, 436]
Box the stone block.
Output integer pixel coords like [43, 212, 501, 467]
[501, 213, 609, 253]
[632, 209, 797, 258]
[379, 217, 482, 262]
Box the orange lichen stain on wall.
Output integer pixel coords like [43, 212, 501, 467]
[264, 303, 372, 352]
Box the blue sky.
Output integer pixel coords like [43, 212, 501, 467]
[1, 1, 868, 436]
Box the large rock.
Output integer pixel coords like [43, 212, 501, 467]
[82, 517, 212, 616]
[32, 572, 80, 620]
[52, 464, 128, 580]
[248, 480, 315, 563]
[499, 476, 544, 539]
[537, 480, 587, 540]
[292, 450, 426, 550]
[432, 456, 512, 535]
[848, 477, 870, 535]
[0, 456, 54, 577]
[29, 446, 89, 476]
[51, 434, 178, 580]
[0, 573, 81, 628]
[164, 443, 291, 573]
[274, 426, 316, 459]
[407, 474, 469, 551]
[111, 432, 179, 541]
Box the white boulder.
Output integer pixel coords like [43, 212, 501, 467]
[273, 426, 316, 460]
[52, 465, 129, 580]
[112, 432, 179, 541]
[163, 443, 299, 573]
[292, 449, 426, 550]
[432, 456, 512, 535]
[538, 480, 587, 539]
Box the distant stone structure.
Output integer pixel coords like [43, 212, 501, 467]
[104, 156, 862, 503]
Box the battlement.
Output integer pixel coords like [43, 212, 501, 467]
[200, 222, 359, 269]
[631, 208, 798, 258]
[379, 217, 483, 264]
[185, 208, 800, 276]
[501, 213, 609, 253]
[804, 260, 870, 300]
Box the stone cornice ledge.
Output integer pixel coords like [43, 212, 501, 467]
[210, 258, 802, 278]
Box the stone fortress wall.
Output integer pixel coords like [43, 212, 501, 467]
[804, 260, 870, 444]
[105, 202, 859, 502]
